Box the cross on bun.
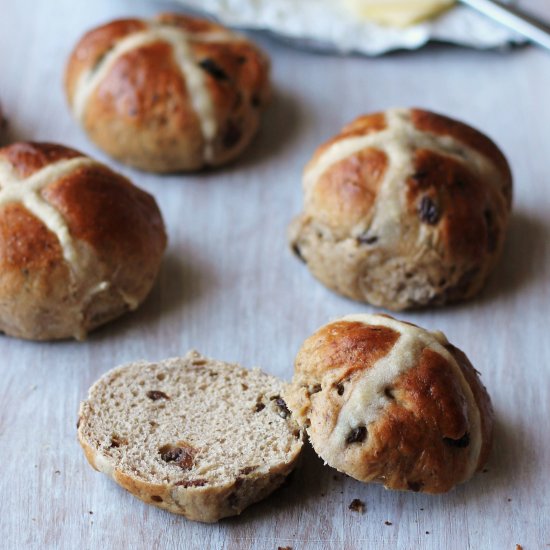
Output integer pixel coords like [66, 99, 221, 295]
[289, 108, 513, 310]
[285, 314, 494, 493]
[0, 142, 166, 340]
[64, 13, 270, 173]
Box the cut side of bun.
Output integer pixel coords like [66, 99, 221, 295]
[78, 351, 303, 522]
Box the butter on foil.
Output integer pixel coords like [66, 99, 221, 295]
[172, 0, 524, 55]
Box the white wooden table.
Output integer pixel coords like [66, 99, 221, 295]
[1, 1, 549, 548]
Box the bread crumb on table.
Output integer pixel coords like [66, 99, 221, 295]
[348, 499, 365, 513]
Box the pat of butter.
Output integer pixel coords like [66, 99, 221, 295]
[344, 0, 456, 27]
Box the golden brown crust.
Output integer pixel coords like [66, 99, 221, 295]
[1, 142, 82, 178]
[290, 108, 513, 310]
[295, 321, 399, 381]
[81, 432, 296, 522]
[341, 112, 388, 136]
[445, 344, 495, 470]
[370, 347, 472, 493]
[286, 314, 494, 494]
[191, 39, 270, 166]
[42, 163, 164, 254]
[42, 162, 166, 300]
[65, 19, 148, 104]
[65, 13, 271, 172]
[308, 112, 387, 168]
[0, 142, 166, 340]
[83, 40, 205, 172]
[311, 148, 388, 233]
[0, 203, 64, 270]
[410, 108, 513, 201]
[406, 148, 500, 260]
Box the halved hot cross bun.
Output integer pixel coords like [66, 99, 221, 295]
[78, 351, 303, 522]
[65, 13, 270, 172]
[285, 314, 494, 493]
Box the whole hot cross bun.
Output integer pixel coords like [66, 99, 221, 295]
[285, 314, 494, 493]
[0, 142, 166, 340]
[64, 13, 270, 173]
[289, 108, 513, 310]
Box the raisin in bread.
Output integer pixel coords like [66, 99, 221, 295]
[78, 351, 303, 522]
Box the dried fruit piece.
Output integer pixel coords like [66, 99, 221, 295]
[159, 445, 197, 469]
[109, 435, 127, 448]
[174, 479, 207, 488]
[146, 390, 169, 401]
[198, 58, 228, 81]
[309, 384, 322, 395]
[346, 426, 367, 444]
[275, 398, 291, 419]
[239, 466, 258, 475]
[418, 196, 440, 225]
[222, 120, 242, 148]
[384, 386, 395, 399]
[357, 233, 378, 245]
[443, 432, 470, 448]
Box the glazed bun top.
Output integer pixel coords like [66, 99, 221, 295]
[64, 13, 270, 172]
[0, 142, 166, 340]
[304, 108, 512, 249]
[286, 313, 494, 493]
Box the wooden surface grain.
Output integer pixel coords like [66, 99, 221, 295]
[0, 1, 549, 548]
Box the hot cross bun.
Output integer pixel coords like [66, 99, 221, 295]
[285, 314, 494, 493]
[289, 108, 513, 310]
[64, 13, 270, 173]
[0, 142, 166, 340]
